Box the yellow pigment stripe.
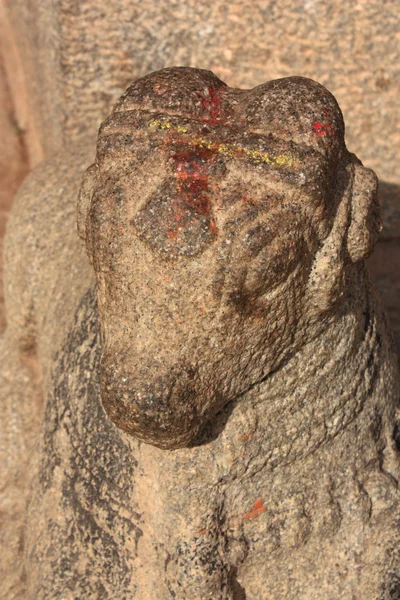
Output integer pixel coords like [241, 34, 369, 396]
[148, 118, 296, 167]
[149, 118, 189, 134]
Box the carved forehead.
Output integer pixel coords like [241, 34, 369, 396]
[111, 66, 345, 160]
[114, 67, 229, 124]
[90, 68, 347, 261]
[97, 68, 345, 192]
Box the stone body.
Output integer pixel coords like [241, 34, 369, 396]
[1, 68, 400, 599]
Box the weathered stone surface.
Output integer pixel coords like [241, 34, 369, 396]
[0, 49, 30, 333]
[2, 0, 399, 189]
[369, 181, 400, 358]
[1, 0, 399, 363]
[1, 68, 400, 599]
[0, 3, 44, 333]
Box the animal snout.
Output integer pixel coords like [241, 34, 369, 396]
[100, 357, 203, 449]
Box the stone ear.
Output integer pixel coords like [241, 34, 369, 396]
[77, 163, 98, 242]
[347, 163, 381, 263]
[306, 160, 381, 314]
[306, 189, 350, 313]
[305, 159, 357, 313]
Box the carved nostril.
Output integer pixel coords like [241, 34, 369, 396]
[100, 358, 203, 449]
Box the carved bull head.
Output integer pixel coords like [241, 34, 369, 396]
[78, 67, 380, 449]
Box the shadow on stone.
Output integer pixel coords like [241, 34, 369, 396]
[378, 180, 400, 241]
[230, 567, 247, 600]
[369, 180, 400, 359]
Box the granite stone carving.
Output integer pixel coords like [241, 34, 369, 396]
[1, 67, 400, 599]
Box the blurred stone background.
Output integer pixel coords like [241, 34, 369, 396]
[0, 0, 399, 347]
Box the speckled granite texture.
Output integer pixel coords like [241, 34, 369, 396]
[2, 0, 399, 187]
[1, 68, 400, 599]
[0, 0, 399, 597]
[1, 0, 399, 351]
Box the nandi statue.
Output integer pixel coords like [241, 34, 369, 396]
[1, 67, 399, 600]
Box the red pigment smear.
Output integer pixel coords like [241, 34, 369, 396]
[241, 429, 255, 441]
[209, 219, 219, 234]
[159, 143, 220, 243]
[194, 86, 226, 125]
[173, 148, 215, 216]
[243, 499, 266, 520]
[312, 122, 333, 137]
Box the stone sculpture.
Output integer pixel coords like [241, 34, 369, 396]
[1, 67, 400, 599]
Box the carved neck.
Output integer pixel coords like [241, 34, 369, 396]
[233, 266, 383, 469]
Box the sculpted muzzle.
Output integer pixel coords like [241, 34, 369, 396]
[100, 355, 203, 448]
[78, 67, 380, 449]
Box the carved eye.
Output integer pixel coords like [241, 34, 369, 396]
[244, 233, 303, 298]
[238, 215, 305, 299]
[243, 223, 275, 256]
